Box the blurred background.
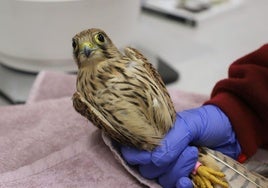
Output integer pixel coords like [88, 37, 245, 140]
[0, 0, 267, 105]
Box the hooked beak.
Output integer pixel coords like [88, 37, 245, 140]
[80, 42, 95, 58]
[84, 45, 91, 57]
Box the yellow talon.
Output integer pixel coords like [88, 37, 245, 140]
[192, 165, 229, 188]
[197, 166, 229, 187]
[203, 166, 226, 177]
[201, 176, 213, 188]
[192, 174, 206, 188]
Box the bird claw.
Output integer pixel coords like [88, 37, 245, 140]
[191, 165, 229, 188]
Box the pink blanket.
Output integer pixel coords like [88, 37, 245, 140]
[0, 71, 208, 187]
[0, 71, 266, 187]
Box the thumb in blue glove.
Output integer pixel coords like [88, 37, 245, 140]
[158, 146, 198, 188]
[176, 177, 193, 188]
[121, 146, 198, 188]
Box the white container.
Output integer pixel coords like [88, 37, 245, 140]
[0, 0, 141, 72]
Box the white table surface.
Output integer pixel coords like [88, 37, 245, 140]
[134, 0, 268, 95]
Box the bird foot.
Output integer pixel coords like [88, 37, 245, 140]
[191, 165, 229, 188]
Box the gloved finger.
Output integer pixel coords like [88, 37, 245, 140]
[176, 177, 193, 188]
[121, 146, 151, 165]
[152, 114, 191, 167]
[139, 162, 171, 179]
[158, 146, 198, 188]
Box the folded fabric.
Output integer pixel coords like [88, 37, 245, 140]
[0, 71, 168, 187]
[27, 71, 77, 104]
[0, 71, 266, 187]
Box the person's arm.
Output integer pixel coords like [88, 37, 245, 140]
[205, 44, 268, 158]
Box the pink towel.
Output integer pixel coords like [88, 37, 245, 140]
[0, 71, 208, 187]
[1, 71, 266, 187]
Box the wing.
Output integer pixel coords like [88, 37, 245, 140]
[124, 47, 176, 124]
[73, 90, 161, 150]
[73, 91, 110, 130]
[73, 91, 129, 144]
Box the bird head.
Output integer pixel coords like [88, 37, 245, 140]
[72, 28, 122, 68]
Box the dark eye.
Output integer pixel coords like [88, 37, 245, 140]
[94, 33, 105, 44]
[97, 33, 105, 42]
[72, 39, 77, 49]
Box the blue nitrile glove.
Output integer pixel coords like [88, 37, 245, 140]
[121, 105, 241, 188]
[151, 104, 241, 167]
[122, 146, 198, 188]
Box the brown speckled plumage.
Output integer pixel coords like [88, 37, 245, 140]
[72, 28, 229, 187]
[72, 28, 175, 150]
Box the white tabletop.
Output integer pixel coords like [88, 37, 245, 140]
[134, 0, 268, 95]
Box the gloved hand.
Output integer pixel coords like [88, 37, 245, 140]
[122, 146, 198, 188]
[121, 104, 241, 188]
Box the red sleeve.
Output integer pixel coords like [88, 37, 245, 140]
[205, 44, 268, 157]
